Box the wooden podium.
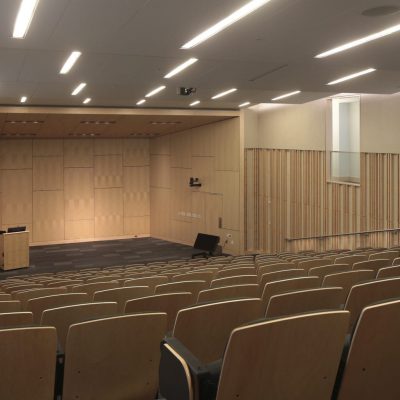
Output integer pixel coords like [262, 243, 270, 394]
[0, 231, 30, 271]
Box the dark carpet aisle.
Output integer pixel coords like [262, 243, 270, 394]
[0, 237, 197, 280]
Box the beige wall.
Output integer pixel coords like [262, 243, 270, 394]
[0, 138, 150, 244]
[150, 118, 241, 254]
[254, 92, 400, 153]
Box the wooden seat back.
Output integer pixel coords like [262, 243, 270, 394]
[125, 292, 194, 332]
[259, 269, 306, 287]
[335, 254, 368, 266]
[262, 276, 320, 307]
[309, 264, 351, 278]
[62, 313, 167, 400]
[0, 312, 33, 328]
[0, 300, 22, 313]
[352, 259, 391, 273]
[70, 281, 119, 299]
[123, 276, 168, 291]
[13, 287, 68, 309]
[217, 267, 256, 279]
[41, 302, 118, 350]
[297, 258, 332, 271]
[322, 270, 375, 303]
[257, 263, 297, 276]
[198, 284, 260, 303]
[266, 287, 344, 318]
[210, 275, 258, 289]
[376, 265, 400, 279]
[0, 327, 57, 400]
[215, 311, 349, 400]
[93, 286, 152, 312]
[336, 300, 400, 400]
[155, 281, 208, 298]
[369, 250, 399, 261]
[173, 299, 264, 363]
[172, 271, 215, 285]
[27, 293, 90, 324]
[345, 278, 400, 330]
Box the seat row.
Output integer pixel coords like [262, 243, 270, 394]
[1, 296, 399, 399]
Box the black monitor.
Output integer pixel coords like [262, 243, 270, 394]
[7, 226, 26, 233]
[193, 233, 220, 253]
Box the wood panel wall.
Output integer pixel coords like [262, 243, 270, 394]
[245, 149, 400, 253]
[0, 138, 150, 244]
[150, 118, 241, 254]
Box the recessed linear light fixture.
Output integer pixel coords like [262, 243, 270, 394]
[190, 100, 200, 106]
[327, 68, 376, 85]
[20, 96, 27, 103]
[83, 98, 91, 104]
[316, 23, 400, 58]
[271, 90, 301, 101]
[181, 0, 271, 49]
[145, 85, 166, 98]
[13, 0, 39, 38]
[239, 101, 250, 107]
[60, 51, 82, 74]
[211, 88, 237, 100]
[71, 82, 86, 95]
[136, 99, 146, 106]
[164, 58, 198, 78]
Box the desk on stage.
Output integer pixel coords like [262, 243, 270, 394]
[0, 231, 30, 271]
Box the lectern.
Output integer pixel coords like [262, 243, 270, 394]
[0, 231, 30, 270]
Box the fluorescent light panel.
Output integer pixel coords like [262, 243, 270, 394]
[20, 96, 27, 103]
[327, 68, 376, 85]
[145, 86, 166, 97]
[83, 98, 91, 104]
[271, 90, 301, 101]
[136, 99, 146, 105]
[316, 23, 400, 58]
[60, 51, 82, 74]
[71, 82, 86, 95]
[190, 100, 200, 106]
[13, 0, 39, 38]
[181, 0, 271, 49]
[239, 101, 250, 107]
[164, 58, 198, 78]
[211, 88, 237, 99]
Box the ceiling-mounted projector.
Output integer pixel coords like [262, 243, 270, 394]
[177, 87, 196, 96]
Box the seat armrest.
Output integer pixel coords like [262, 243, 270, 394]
[159, 337, 222, 400]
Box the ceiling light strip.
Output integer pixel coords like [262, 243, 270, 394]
[20, 96, 27, 103]
[71, 82, 86, 95]
[164, 58, 198, 78]
[190, 100, 200, 106]
[13, 0, 39, 38]
[211, 88, 237, 99]
[271, 90, 301, 101]
[136, 99, 146, 105]
[145, 86, 166, 97]
[181, 0, 271, 49]
[60, 51, 82, 74]
[239, 101, 250, 107]
[83, 98, 91, 104]
[316, 24, 400, 58]
[327, 68, 376, 85]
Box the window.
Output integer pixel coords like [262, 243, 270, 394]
[327, 96, 360, 184]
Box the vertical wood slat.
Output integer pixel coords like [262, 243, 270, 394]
[245, 149, 400, 253]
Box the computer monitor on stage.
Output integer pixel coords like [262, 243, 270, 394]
[193, 233, 220, 257]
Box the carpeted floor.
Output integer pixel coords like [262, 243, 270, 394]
[0, 237, 198, 280]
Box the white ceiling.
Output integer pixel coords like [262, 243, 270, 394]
[1, 0, 400, 109]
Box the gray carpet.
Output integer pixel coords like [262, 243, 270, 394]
[0, 237, 198, 280]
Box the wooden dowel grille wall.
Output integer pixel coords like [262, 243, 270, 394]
[245, 149, 400, 253]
